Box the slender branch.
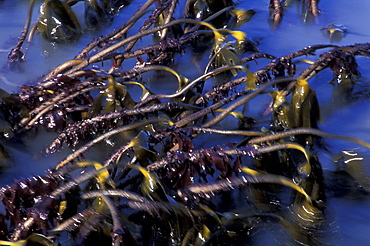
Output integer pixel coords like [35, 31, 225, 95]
[44, 6, 234, 81]
[200, 45, 337, 104]
[183, 127, 266, 137]
[299, 43, 370, 81]
[242, 53, 276, 63]
[248, 127, 370, 148]
[81, 189, 146, 202]
[52, 209, 98, 233]
[55, 119, 172, 169]
[11, 217, 35, 241]
[307, 0, 320, 17]
[159, 0, 178, 41]
[75, 0, 156, 59]
[183, 173, 310, 200]
[82, 190, 193, 217]
[7, 0, 36, 70]
[45, 101, 201, 154]
[99, 195, 124, 241]
[146, 142, 303, 172]
[202, 78, 296, 128]
[62, 19, 218, 76]
[269, 0, 284, 28]
[108, 0, 172, 73]
[174, 91, 248, 128]
[103, 141, 134, 167]
[20, 84, 106, 129]
[108, 41, 181, 61]
[134, 65, 245, 108]
[42, 60, 85, 81]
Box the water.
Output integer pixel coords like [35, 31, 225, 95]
[1, 0, 370, 245]
[238, 1, 370, 245]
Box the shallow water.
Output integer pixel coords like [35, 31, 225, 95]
[1, 0, 370, 245]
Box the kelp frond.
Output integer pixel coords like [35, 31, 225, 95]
[2, 0, 370, 245]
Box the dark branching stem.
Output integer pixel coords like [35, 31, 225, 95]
[107, 40, 182, 62]
[242, 53, 276, 63]
[307, 0, 320, 17]
[248, 127, 370, 148]
[103, 141, 134, 167]
[74, 0, 157, 60]
[159, 0, 179, 41]
[174, 91, 248, 128]
[253, 44, 339, 81]
[202, 78, 297, 128]
[182, 173, 312, 205]
[280, 44, 339, 60]
[45, 19, 210, 78]
[82, 189, 146, 202]
[299, 50, 337, 81]
[183, 127, 266, 138]
[134, 65, 245, 108]
[82, 190, 193, 217]
[7, 0, 36, 70]
[299, 43, 370, 81]
[55, 119, 172, 169]
[45, 6, 235, 81]
[11, 217, 35, 241]
[196, 75, 247, 104]
[200, 44, 337, 104]
[46, 101, 200, 154]
[98, 195, 124, 246]
[20, 84, 106, 129]
[52, 209, 97, 233]
[109, 0, 173, 73]
[146, 143, 302, 172]
[52, 164, 118, 197]
[269, 0, 284, 28]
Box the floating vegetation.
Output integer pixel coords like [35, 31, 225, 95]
[1, 0, 370, 245]
[321, 23, 348, 42]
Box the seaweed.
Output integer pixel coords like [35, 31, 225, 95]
[1, 0, 370, 245]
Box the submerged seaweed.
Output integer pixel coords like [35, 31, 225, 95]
[1, 0, 370, 245]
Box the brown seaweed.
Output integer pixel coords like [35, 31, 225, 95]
[2, 0, 370, 245]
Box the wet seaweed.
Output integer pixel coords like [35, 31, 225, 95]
[1, 0, 370, 245]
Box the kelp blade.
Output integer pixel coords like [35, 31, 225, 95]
[84, 0, 114, 29]
[38, 0, 82, 42]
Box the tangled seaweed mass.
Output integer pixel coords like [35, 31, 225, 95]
[1, 0, 370, 245]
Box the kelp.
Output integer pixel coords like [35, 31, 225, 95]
[7, 0, 132, 71]
[0, 234, 55, 246]
[269, 0, 284, 28]
[2, 0, 370, 245]
[6, 0, 36, 71]
[84, 0, 115, 29]
[269, 0, 320, 27]
[5, 0, 319, 70]
[37, 0, 82, 42]
[321, 23, 348, 42]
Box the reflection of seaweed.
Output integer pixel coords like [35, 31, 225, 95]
[1, 0, 370, 245]
[269, 0, 321, 26]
